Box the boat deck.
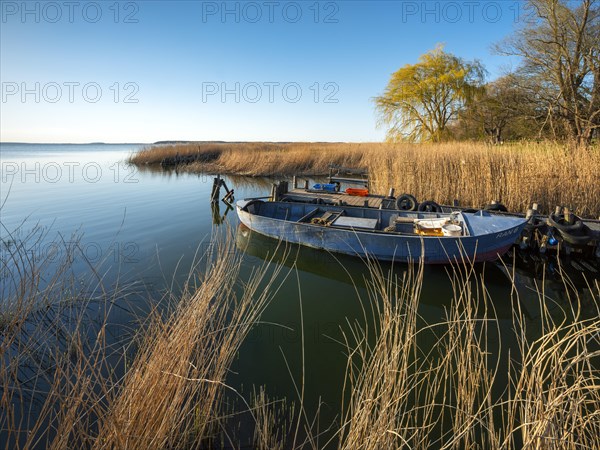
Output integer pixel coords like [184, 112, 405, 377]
[282, 188, 395, 209]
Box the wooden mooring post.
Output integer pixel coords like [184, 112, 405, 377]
[270, 181, 289, 201]
[211, 175, 234, 205]
[210, 176, 221, 203]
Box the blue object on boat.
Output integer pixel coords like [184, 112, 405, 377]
[236, 200, 528, 264]
[312, 183, 337, 192]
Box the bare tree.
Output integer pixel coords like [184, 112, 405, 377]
[455, 74, 544, 143]
[497, 0, 600, 146]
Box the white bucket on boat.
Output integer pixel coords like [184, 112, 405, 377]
[442, 224, 462, 237]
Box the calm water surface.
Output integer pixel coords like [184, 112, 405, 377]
[1, 144, 597, 447]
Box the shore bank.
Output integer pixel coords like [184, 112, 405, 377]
[130, 142, 600, 217]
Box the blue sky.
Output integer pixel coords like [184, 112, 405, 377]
[1, 1, 523, 143]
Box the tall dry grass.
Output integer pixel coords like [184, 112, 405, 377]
[335, 256, 600, 449]
[129, 141, 600, 216]
[129, 142, 365, 177]
[95, 236, 287, 449]
[0, 223, 139, 449]
[1, 224, 288, 449]
[365, 142, 600, 218]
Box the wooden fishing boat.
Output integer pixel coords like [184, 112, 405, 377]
[236, 200, 528, 264]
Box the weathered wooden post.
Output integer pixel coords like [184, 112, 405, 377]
[210, 175, 221, 203]
[223, 188, 235, 205]
[279, 181, 289, 195]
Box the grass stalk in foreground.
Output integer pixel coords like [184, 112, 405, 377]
[0, 223, 139, 449]
[1, 224, 288, 449]
[95, 236, 288, 449]
[336, 256, 600, 449]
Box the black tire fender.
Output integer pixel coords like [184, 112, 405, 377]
[548, 213, 586, 234]
[395, 194, 418, 211]
[418, 200, 442, 213]
[557, 226, 592, 247]
[524, 216, 547, 232]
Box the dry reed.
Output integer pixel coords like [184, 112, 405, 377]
[0, 224, 138, 449]
[1, 224, 287, 449]
[130, 141, 600, 216]
[251, 386, 294, 450]
[335, 256, 600, 450]
[94, 234, 288, 449]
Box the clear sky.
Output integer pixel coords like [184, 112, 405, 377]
[1, 0, 523, 143]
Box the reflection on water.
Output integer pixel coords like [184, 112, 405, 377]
[235, 223, 567, 318]
[135, 162, 280, 192]
[499, 251, 600, 321]
[211, 201, 234, 225]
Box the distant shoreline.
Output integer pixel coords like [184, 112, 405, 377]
[0, 140, 355, 146]
[0, 142, 149, 146]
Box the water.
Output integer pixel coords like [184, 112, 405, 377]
[1, 144, 598, 447]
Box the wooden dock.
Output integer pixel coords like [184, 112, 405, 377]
[282, 188, 395, 209]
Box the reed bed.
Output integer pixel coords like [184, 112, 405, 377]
[335, 257, 600, 450]
[336, 258, 501, 449]
[130, 141, 600, 216]
[364, 142, 600, 218]
[0, 223, 140, 449]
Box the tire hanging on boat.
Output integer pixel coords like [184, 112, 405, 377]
[548, 213, 591, 246]
[395, 194, 418, 211]
[548, 213, 586, 233]
[418, 200, 441, 213]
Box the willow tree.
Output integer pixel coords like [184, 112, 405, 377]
[375, 46, 485, 142]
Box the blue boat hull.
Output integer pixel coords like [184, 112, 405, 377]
[236, 201, 527, 264]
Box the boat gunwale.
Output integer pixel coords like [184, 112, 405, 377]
[237, 201, 527, 242]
